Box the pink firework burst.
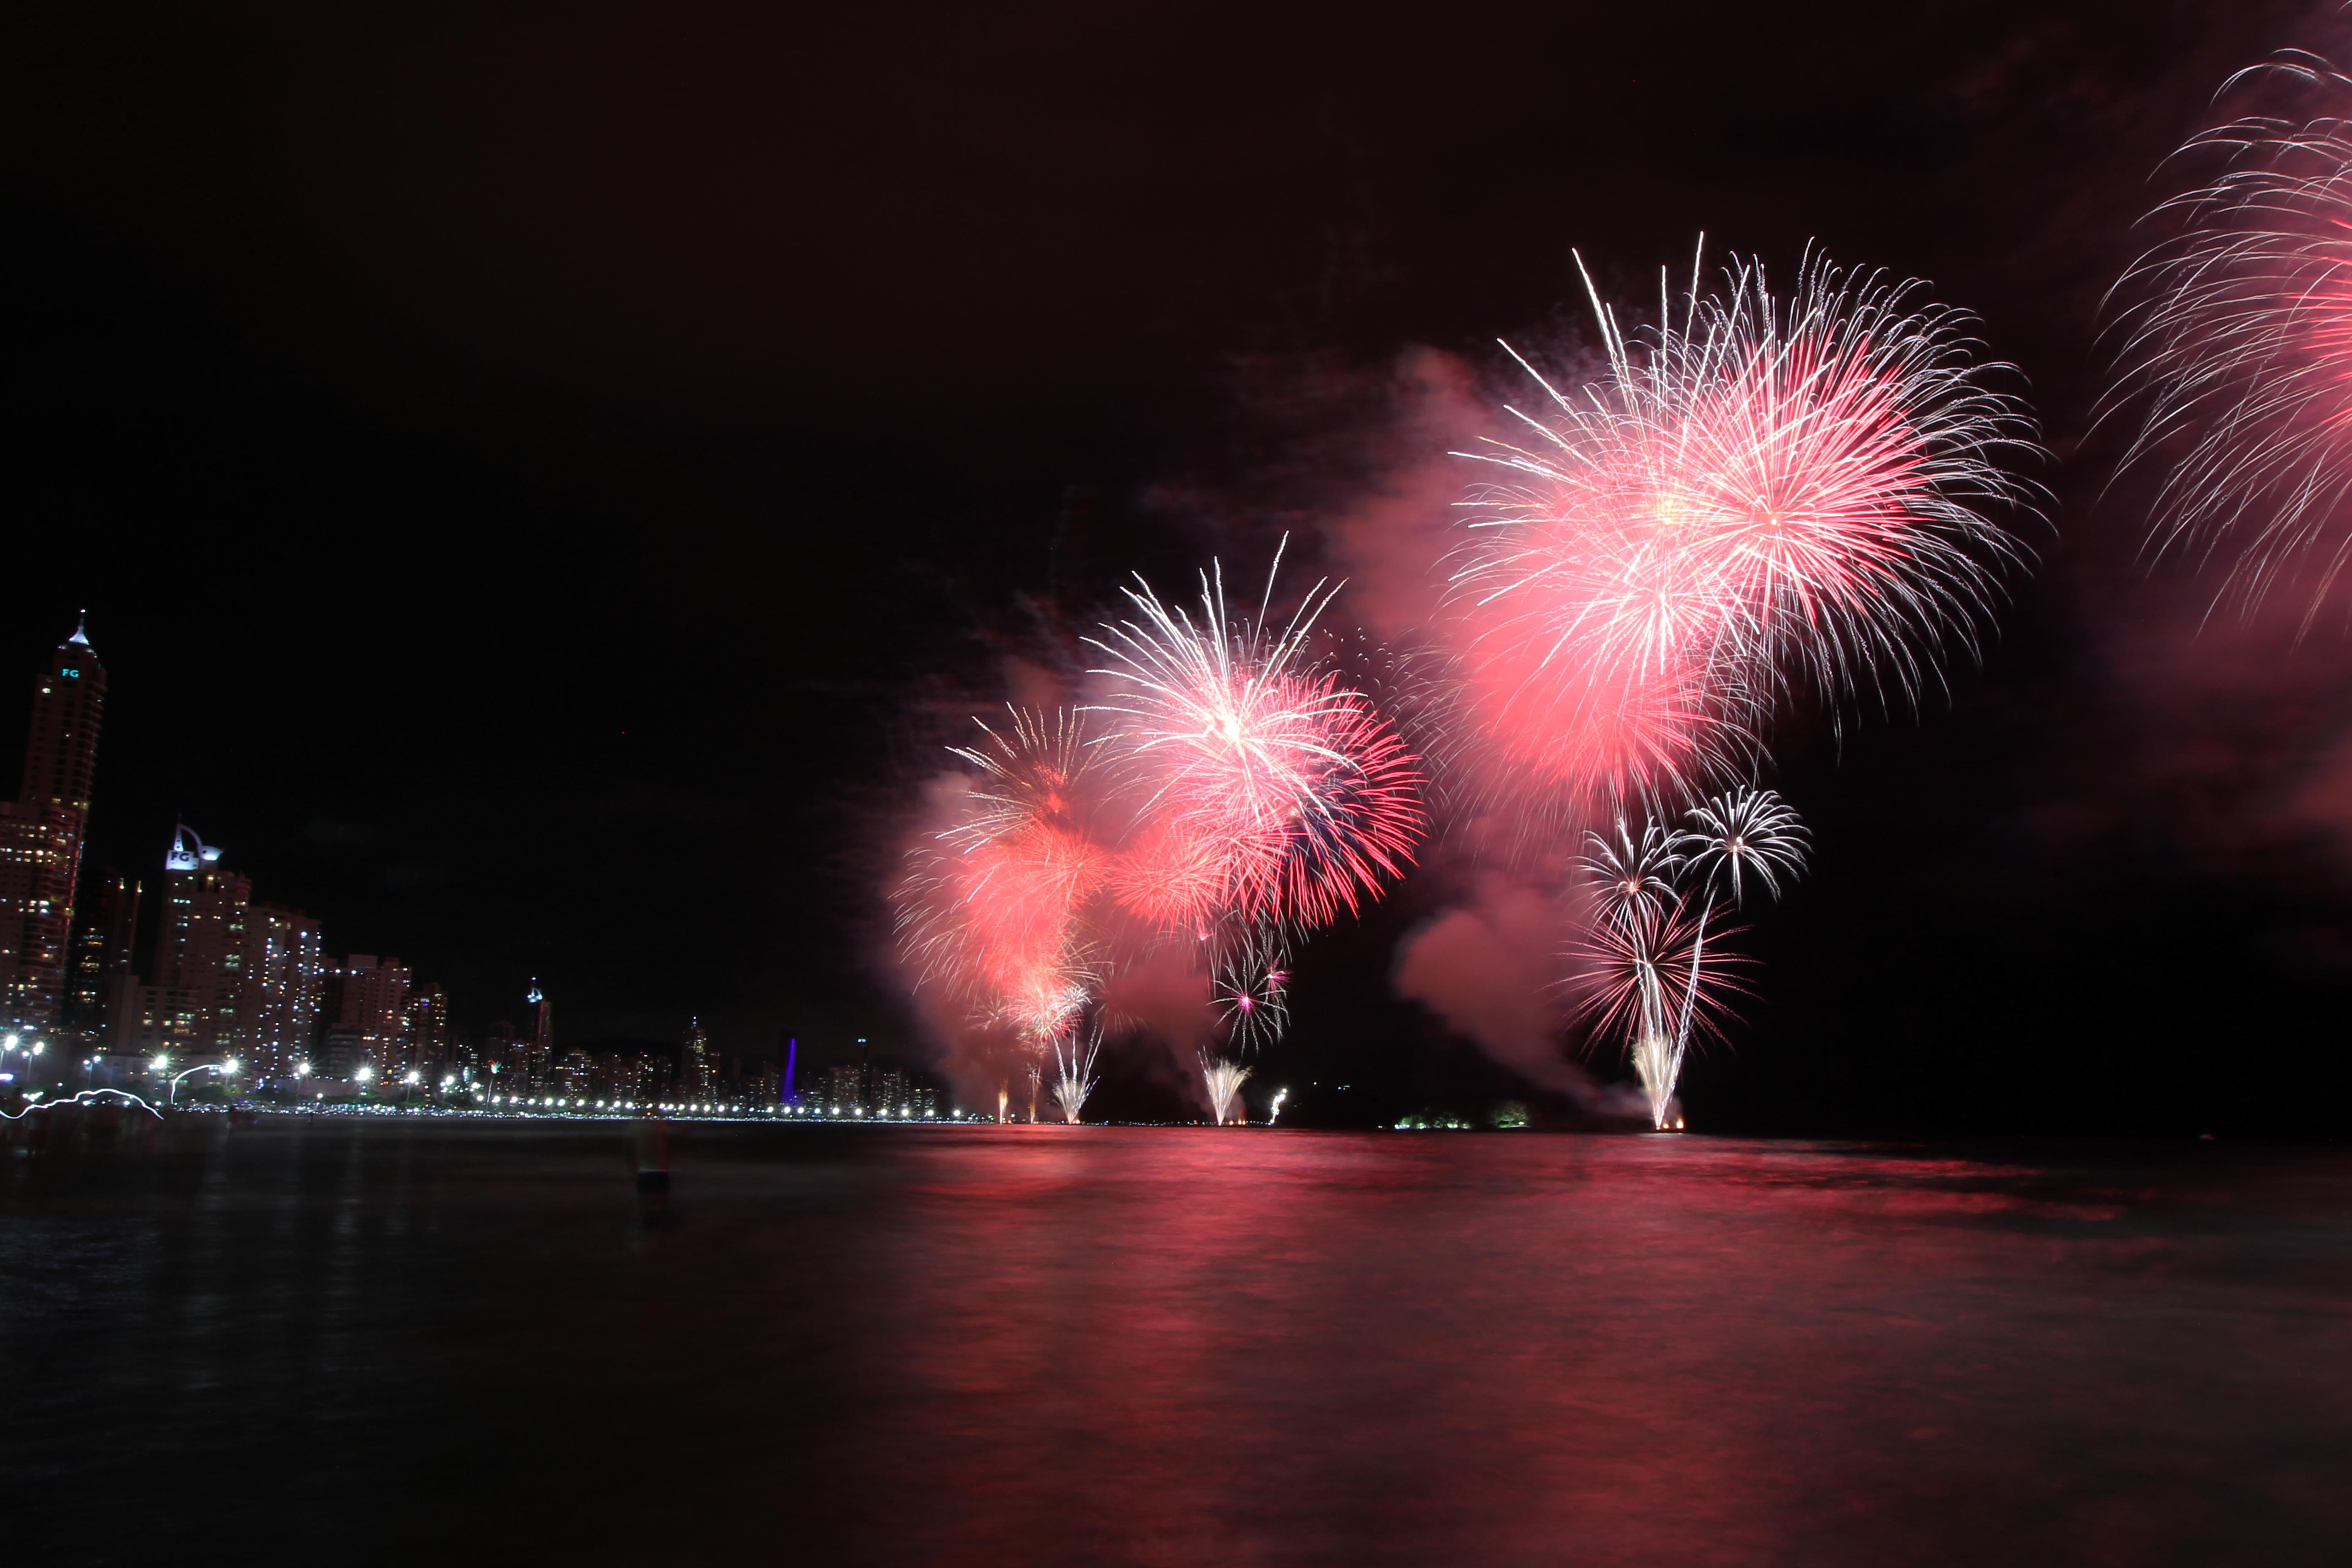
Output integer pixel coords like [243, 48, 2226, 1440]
[892, 709, 1109, 1044]
[1088, 554, 1429, 931]
[1452, 245, 2038, 816]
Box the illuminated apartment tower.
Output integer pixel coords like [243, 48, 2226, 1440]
[323, 955, 411, 1077]
[67, 867, 141, 1028]
[680, 1017, 712, 1098]
[236, 903, 324, 1077]
[156, 824, 253, 1052]
[402, 982, 449, 1077]
[0, 620, 105, 1032]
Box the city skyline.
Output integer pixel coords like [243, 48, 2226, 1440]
[0, 618, 884, 1102]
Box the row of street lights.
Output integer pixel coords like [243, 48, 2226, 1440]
[0, 1032, 49, 1084]
[148, 1054, 242, 1104]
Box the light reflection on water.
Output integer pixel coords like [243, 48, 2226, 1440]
[5, 1122, 2350, 1565]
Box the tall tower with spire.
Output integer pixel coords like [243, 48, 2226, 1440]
[0, 617, 106, 1032]
[526, 979, 554, 1085]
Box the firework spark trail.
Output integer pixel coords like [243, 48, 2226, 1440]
[1197, 1053, 1253, 1126]
[0, 1088, 163, 1121]
[1450, 246, 2038, 819]
[1571, 786, 1804, 1128]
[1051, 1031, 1102, 1124]
[2110, 55, 2352, 630]
[1088, 552, 1429, 932]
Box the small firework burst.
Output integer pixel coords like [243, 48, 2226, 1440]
[1210, 920, 1293, 1051]
[1677, 784, 1810, 903]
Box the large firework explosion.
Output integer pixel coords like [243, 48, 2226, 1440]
[2110, 55, 2352, 630]
[1450, 246, 2037, 821]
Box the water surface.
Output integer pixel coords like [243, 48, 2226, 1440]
[4, 1120, 2348, 1565]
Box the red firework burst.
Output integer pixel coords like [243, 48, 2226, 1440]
[1089, 559, 1429, 931]
[892, 710, 1107, 1044]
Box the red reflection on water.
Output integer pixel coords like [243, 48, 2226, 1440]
[827, 1132, 2352, 1566]
[7, 1123, 2349, 1566]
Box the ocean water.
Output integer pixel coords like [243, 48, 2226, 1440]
[3, 1119, 2348, 1566]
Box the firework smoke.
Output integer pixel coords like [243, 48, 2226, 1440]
[2111, 54, 2352, 631]
[1197, 1054, 1252, 1126]
[891, 710, 1107, 1051]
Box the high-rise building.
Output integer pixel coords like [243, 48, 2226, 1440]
[155, 823, 254, 1051]
[103, 982, 201, 1058]
[0, 621, 105, 1032]
[553, 1049, 591, 1099]
[67, 867, 140, 1029]
[402, 983, 450, 1078]
[680, 1017, 713, 1098]
[235, 902, 324, 1077]
[525, 980, 553, 1085]
[325, 955, 411, 1075]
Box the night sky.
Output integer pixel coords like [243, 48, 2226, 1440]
[4, 1, 2345, 1133]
